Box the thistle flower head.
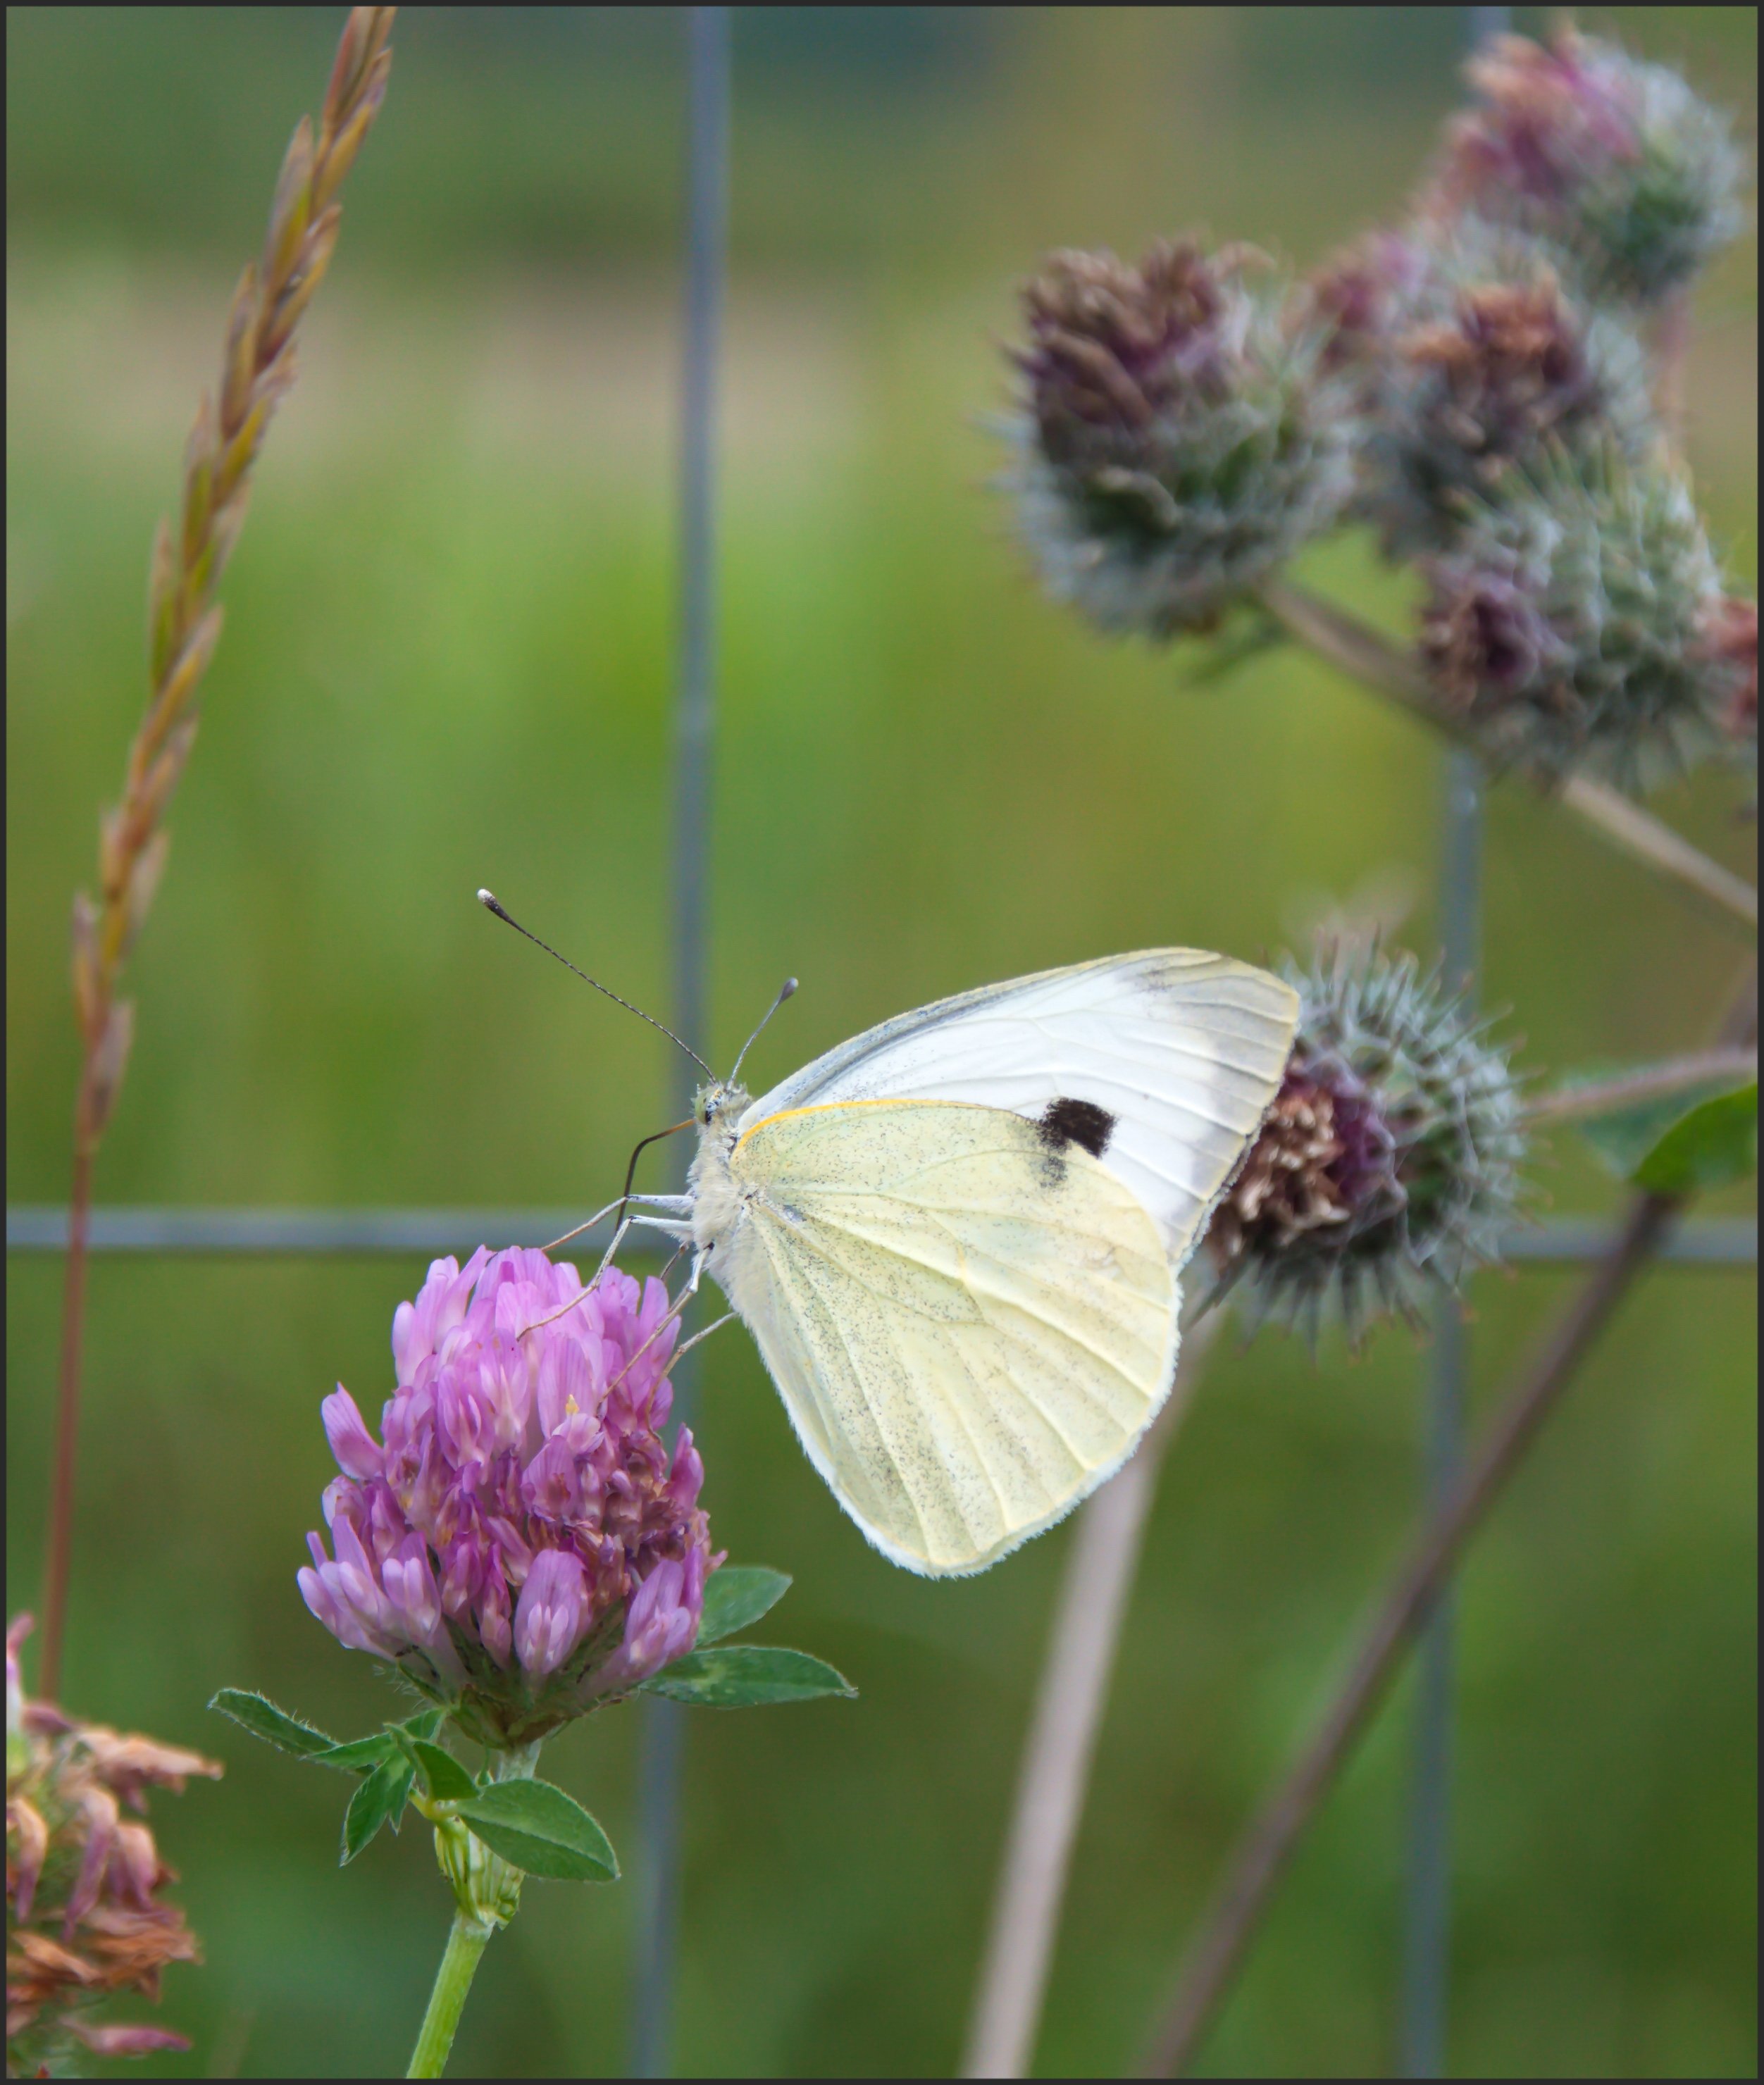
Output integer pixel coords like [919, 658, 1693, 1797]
[1421, 446, 1741, 790]
[1426, 29, 1746, 307]
[1207, 949, 1526, 1343]
[1307, 229, 1432, 392]
[6, 1617, 220, 2074]
[299, 1248, 721, 1747]
[1352, 225, 1655, 554]
[1002, 239, 1357, 635]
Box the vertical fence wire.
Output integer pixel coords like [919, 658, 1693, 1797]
[631, 8, 730, 2077]
[1403, 746, 1483, 2077]
[1401, 20, 1508, 2065]
[1401, 30, 1506, 2068]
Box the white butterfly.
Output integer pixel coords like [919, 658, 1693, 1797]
[629, 950, 1297, 1577]
[478, 902, 1296, 1577]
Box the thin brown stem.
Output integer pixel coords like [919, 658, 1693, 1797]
[39, 1145, 92, 1704]
[38, 7, 396, 1694]
[1524, 1047, 1757, 1124]
[1138, 975, 1756, 2077]
[963, 1313, 1224, 2079]
[1259, 580, 1757, 938]
[1140, 1191, 1676, 2077]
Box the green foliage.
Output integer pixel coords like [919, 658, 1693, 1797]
[697, 1565, 793, 1647]
[341, 1754, 415, 1865]
[208, 1688, 337, 1761]
[397, 1735, 478, 1805]
[1632, 1083, 1757, 1195]
[1580, 1079, 1758, 1190]
[645, 1646, 857, 1709]
[454, 1779, 618, 1884]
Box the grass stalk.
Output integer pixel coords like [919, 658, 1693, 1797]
[37, 6, 397, 1700]
[962, 1312, 1224, 2079]
[1136, 968, 1756, 2077]
[1258, 579, 1758, 941]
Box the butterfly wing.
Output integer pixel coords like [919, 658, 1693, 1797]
[718, 1098, 1179, 1576]
[740, 951, 1298, 1270]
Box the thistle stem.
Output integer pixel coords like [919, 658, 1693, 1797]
[406, 1911, 493, 2079]
[1524, 1046, 1756, 1123]
[962, 1312, 1223, 2079]
[1258, 580, 1758, 939]
[1137, 971, 1756, 2077]
[1140, 1190, 1676, 2077]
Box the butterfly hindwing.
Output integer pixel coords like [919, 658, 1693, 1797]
[716, 1099, 1179, 1576]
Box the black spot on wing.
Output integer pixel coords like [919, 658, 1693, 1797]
[1036, 1097, 1116, 1159]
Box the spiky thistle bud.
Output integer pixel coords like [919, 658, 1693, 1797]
[1424, 28, 1746, 309]
[1206, 948, 1525, 1343]
[1420, 445, 1742, 790]
[6, 1618, 220, 2074]
[1339, 225, 1656, 556]
[1001, 239, 1357, 635]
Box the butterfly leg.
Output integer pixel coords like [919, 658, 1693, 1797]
[542, 1195, 633, 1253]
[605, 1248, 709, 1395]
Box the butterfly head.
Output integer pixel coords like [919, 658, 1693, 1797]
[694, 1079, 751, 1131]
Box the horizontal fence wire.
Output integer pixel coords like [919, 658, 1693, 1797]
[4, 1208, 1756, 1262]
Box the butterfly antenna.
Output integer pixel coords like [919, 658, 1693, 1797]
[729, 976, 798, 1084]
[477, 890, 712, 1076]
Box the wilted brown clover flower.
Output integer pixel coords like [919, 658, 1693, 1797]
[6, 1619, 220, 2072]
[1207, 948, 1526, 1343]
[1003, 239, 1356, 636]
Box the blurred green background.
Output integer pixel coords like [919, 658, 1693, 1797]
[6, 6, 1756, 2076]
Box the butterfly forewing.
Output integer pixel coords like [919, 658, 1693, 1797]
[740, 951, 1298, 1267]
[719, 1100, 1178, 1576]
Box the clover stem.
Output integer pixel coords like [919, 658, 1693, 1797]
[406, 1910, 493, 2079]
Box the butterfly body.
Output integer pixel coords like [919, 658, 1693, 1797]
[662, 950, 1298, 1576]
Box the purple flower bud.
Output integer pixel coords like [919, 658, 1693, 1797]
[535, 1336, 598, 1443]
[665, 1426, 706, 1517]
[596, 1552, 706, 1695]
[435, 1367, 495, 1471]
[321, 1386, 383, 1481]
[392, 1247, 489, 1381]
[522, 1435, 583, 1524]
[479, 1563, 514, 1669]
[514, 1548, 590, 1678]
[302, 1247, 720, 1743]
[440, 1528, 487, 1620]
